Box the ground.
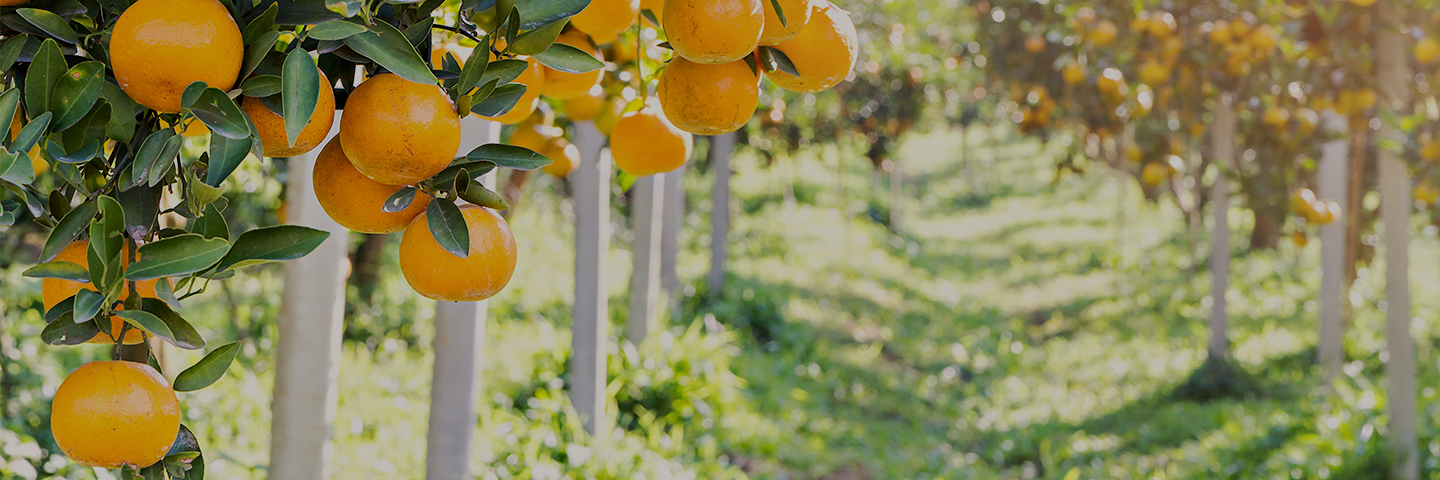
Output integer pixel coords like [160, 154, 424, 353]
[3, 125, 1440, 479]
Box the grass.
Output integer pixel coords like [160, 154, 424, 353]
[4, 123, 1440, 479]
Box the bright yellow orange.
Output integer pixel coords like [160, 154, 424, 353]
[400, 205, 517, 302]
[1140, 162, 1169, 186]
[484, 58, 545, 125]
[1417, 183, 1439, 204]
[572, 0, 640, 39]
[564, 88, 607, 121]
[542, 31, 605, 100]
[765, 1, 857, 93]
[109, 0, 243, 113]
[313, 139, 431, 234]
[1138, 61, 1168, 85]
[1062, 62, 1084, 85]
[339, 73, 461, 186]
[431, 42, 473, 67]
[52, 361, 180, 469]
[760, 0, 814, 46]
[244, 72, 335, 158]
[42, 241, 161, 345]
[610, 107, 692, 176]
[1417, 37, 1440, 64]
[541, 139, 581, 177]
[10, 110, 45, 174]
[508, 123, 551, 153]
[664, 0, 764, 64]
[1089, 20, 1117, 46]
[658, 57, 759, 135]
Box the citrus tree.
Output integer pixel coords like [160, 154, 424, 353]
[0, 0, 626, 476]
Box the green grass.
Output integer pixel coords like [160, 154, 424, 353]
[5, 124, 1440, 479]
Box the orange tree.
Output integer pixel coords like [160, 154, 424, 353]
[1, 0, 603, 477]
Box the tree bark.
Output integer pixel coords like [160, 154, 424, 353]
[349, 233, 388, 305]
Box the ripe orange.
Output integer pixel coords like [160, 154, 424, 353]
[564, 88, 607, 121]
[313, 139, 431, 234]
[1024, 35, 1046, 53]
[1062, 62, 1085, 85]
[1417, 37, 1440, 64]
[1089, 20, 1117, 46]
[765, 1, 858, 93]
[0, 0, 28, 5]
[431, 42, 473, 67]
[483, 58, 545, 125]
[760, 0, 815, 46]
[610, 107, 692, 176]
[399, 205, 517, 302]
[1138, 61, 1168, 85]
[51, 361, 180, 469]
[658, 57, 759, 135]
[593, 95, 629, 135]
[1140, 162, 1169, 186]
[664, 0, 764, 64]
[243, 72, 335, 158]
[572, 0, 640, 39]
[339, 73, 462, 186]
[109, 0, 243, 113]
[42, 241, 161, 345]
[542, 31, 605, 100]
[541, 139, 581, 177]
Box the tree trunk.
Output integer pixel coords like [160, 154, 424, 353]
[1375, 2, 1417, 476]
[349, 233, 387, 305]
[1209, 92, 1237, 362]
[1318, 111, 1349, 381]
[1249, 208, 1281, 251]
[570, 121, 611, 436]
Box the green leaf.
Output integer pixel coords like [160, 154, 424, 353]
[126, 234, 230, 280]
[50, 61, 104, 131]
[192, 203, 229, 240]
[242, 2, 279, 45]
[0, 149, 33, 185]
[25, 39, 64, 117]
[454, 45, 490, 96]
[141, 299, 205, 350]
[477, 59, 531, 88]
[459, 180, 510, 210]
[44, 138, 100, 165]
[41, 314, 97, 346]
[240, 31, 281, 81]
[463, 143, 550, 170]
[173, 341, 241, 392]
[307, 19, 367, 40]
[0, 89, 19, 150]
[0, 36, 25, 73]
[510, 18, 569, 55]
[72, 289, 103, 323]
[208, 125, 255, 184]
[99, 83, 140, 142]
[764, 47, 799, 77]
[17, 9, 79, 44]
[402, 17, 434, 53]
[44, 296, 73, 324]
[470, 83, 527, 117]
[189, 87, 250, 139]
[534, 42, 602, 74]
[115, 309, 176, 344]
[213, 225, 330, 272]
[281, 49, 321, 147]
[12, 111, 50, 157]
[382, 186, 418, 213]
[516, 0, 588, 30]
[131, 129, 178, 186]
[118, 183, 162, 240]
[40, 201, 96, 262]
[426, 200, 469, 257]
[22, 260, 89, 282]
[343, 20, 437, 85]
[241, 75, 282, 97]
[768, 0, 787, 27]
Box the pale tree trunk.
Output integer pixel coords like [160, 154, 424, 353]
[571, 121, 611, 436]
[424, 116, 498, 480]
[660, 165, 686, 315]
[270, 110, 349, 480]
[1375, 2, 1417, 477]
[709, 134, 734, 299]
[1318, 111, 1349, 381]
[1209, 93, 1236, 361]
[627, 175, 664, 345]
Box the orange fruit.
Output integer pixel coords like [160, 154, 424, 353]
[400, 205, 517, 302]
[571, 0, 640, 39]
[765, 1, 857, 93]
[42, 241, 162, 345]
[508, 123, 551, 152]
[483, 57, 545, 125]
[541, 138, 581, 177]
[1024, 35, 1046, 53]
[243, 72, 335, 158]
[313, 139, 431, 234]
[593, 95, 629, 135]
[610, 107, 692, 176]
[760, 0, 815, 46]
[431, 42, 473, 67]
[51, 361, 180, 469]
[0, 0, 28, 5]
[658, 56, 759, 135]
[1140, 162, 1169, 186]
[542, 31, 605, 100]
[664, 0, 764, 64]
[339, 73, 462, 186]
[1089, 20, 1117, 46]
[109, 0, 243, 113]
[564, 88, 607, 121]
